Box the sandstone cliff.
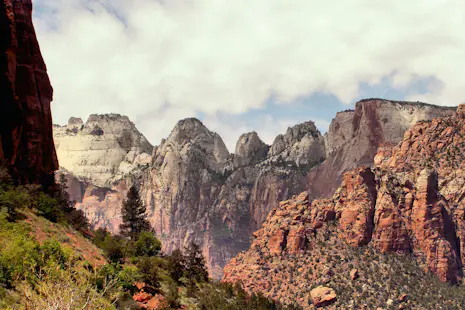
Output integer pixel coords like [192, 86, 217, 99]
[54, 114, 153, 187]
[56, 100, 455, 278]
[223, 105, 465, 309]
[307, 99, 455, 199]
[0, 0, 58, 187]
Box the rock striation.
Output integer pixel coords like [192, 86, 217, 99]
[0, 0, 58, 187]
[223, 105, 465, 308]
[54, 114, 153, 187]
[55, 100, 456, 278]
[307, 99, 455, 199]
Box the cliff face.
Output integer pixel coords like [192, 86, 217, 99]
[56, 100, 456, 278]
[54, 114, 153, 187]
[0, 0, 58, 187]
[307, 99, 455, 199]
[55, 117, 325, 277]
[223, 105, 465, 308]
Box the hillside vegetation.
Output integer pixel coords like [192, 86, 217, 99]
[0, 166, 296, 309]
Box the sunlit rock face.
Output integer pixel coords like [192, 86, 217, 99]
[54, 114, 153, 187]
[307, 99, 456, 199]
[224, 106, 465, 308]
[56, 99, 455, 278]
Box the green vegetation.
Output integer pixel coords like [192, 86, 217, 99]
[119, 185, 151, 241]
[0, 168, 289, 309]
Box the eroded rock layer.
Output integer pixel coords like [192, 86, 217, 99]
[223, 105, 465, 308]
[0, 0, 58, 187]
[56, 100, 455, 278]
[308, 99, 455, 199]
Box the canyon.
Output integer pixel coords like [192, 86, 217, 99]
[54, 100, 455, 277]
[4, 1, 465, 308]
[223, 105, 465, 308]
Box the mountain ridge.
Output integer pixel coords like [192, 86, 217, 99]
[54, 99, 457, 278]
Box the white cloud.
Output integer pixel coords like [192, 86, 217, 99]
[33, 0, 465, 147]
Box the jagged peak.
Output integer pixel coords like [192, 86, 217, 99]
[168, 117, 220, 142]
[235, 132, 266, 151]
[234, 132, 269, 167]
[457, 104, 465, 117]
[160, 117, 230, 164]
[271, 121, 322, 153]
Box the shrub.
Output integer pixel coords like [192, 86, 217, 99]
[134, 232, 161, 257]
[39, 239, 68, 267]
[101, 235, 125, 264]
[36, 192, 63, 222]
[66, 208, 89, 233]
[136, 257, 160, 292]
[0, 186, 33, 221]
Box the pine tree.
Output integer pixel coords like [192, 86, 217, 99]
[119, 185, 151, 240]
[184, 242, 209, 283]
[55, 173, 89, 232]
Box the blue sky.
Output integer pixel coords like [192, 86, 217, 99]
[32, 0, 464, 151]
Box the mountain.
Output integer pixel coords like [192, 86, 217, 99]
[223, 105, 465, 309]
[55, 100, 455, 278]
[0, 0, 58, 189]
[54, 114, 153, 187]
[308, 99, 456, 199]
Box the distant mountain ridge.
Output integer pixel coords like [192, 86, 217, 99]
[54, 99, 456, 278]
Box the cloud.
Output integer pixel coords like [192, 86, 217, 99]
[33, 0, 465, 147]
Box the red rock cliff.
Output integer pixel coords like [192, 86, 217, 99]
[0, 0, 57, 187]
[223, 106, 465, 309]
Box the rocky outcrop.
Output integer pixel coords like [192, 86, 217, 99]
[223, 105, 465, 308]
[310, 286, 337, 307]
[54, 114, 153, 187]
[57, 100, 456, 279]
[307, 99, 455, 199]
[56, 117, 325, 278]
[0, 0, 58, 187]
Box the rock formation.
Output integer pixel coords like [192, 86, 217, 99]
[54, 114, 153, 187]
[55, 100, 456, 278]
[0, 0, 58, 187]
[308, 99, 455, 199]
[223, 105, 465, 308]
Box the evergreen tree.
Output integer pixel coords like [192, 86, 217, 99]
[55, 173, 89, 232]
[184, 242, 209, 283]
[119, 185, 151, 240]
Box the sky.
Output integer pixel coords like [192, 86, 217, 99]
[32, 0, 465, 152]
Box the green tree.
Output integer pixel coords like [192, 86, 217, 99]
[119, 185, 151, 241]
[54, 173, 89, 232]
[135, 231, 161, 257]
[166, 249, 185, 283]
[184, 242, 208, 283]
[101, 235, 125, 264]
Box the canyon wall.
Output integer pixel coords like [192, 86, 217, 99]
[56, 100, 455, 277]
[0, 0, 58, 187]
[223, 105, 465, 308]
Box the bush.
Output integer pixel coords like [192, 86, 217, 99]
[0, 257, 12, 289]
[36, 192, 63, 222]
[166, 249, 185, 283]
[136, 257, 161, 292]
[66, 208, 89, 233]
[0, 186, 34, 221]
[134, 232, 161, 257]
[39, 239, 68, 267]
[101, 235, 125, 264]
